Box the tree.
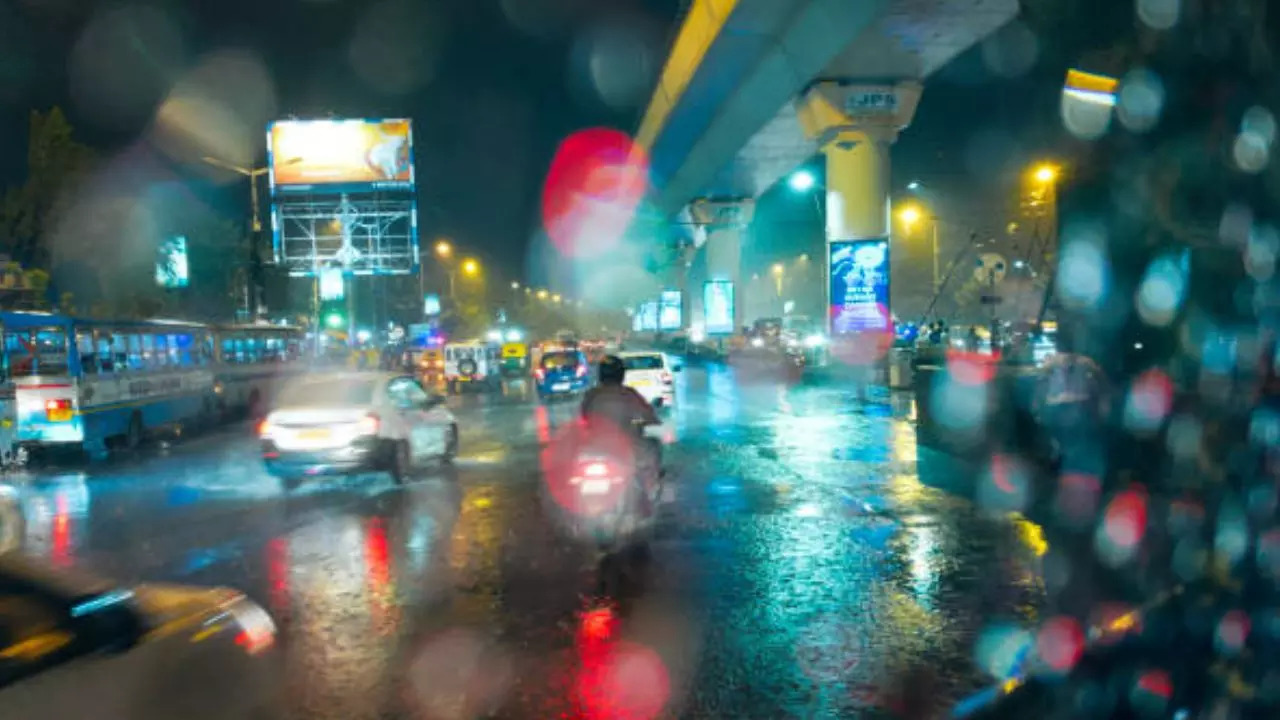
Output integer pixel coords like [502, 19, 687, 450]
[0, 107, 95, 267]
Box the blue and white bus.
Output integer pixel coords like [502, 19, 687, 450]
[210, 324, 306, 419]
[3, 312, 216, 451]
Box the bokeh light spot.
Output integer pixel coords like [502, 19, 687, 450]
[1036, 616, 1084, 673]
[542, 128, 648, 260]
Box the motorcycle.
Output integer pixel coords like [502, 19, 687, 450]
[542, 418, 669, 591]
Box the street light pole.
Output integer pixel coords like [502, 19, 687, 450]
[202, 156, 285, 319]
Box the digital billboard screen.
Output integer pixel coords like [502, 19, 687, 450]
[155, 235, 189, 288]
[268, 119, 414, 193]
[829, 240, 890, 335]
[659, 290, 682, 331]
[638, 301, 660, 332]
[703, 280, 735, 335]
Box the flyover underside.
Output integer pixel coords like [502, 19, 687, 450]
[640, 0, 1019, 216]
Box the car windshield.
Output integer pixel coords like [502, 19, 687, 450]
[540, 352, 579, 370]
[10, 5, 1279, 720]
[276, 378, 375, 407]
[622, 355, 664, 370]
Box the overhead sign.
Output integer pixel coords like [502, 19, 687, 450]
[268, 118, 414, 193]
[423, 293, 441, 316]
[845, 90, 897, 115]
[703, 280, 735, 336]
[659, 290, 682, 331]
[155, 235, 189, 288]
[829, 240, 890, 335]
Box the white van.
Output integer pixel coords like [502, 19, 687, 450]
[443, 341, 500, 393]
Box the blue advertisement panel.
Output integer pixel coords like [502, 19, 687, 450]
[638, 301, 660, 332]
[703, 280, 735, 335]
[829, 240, 890, 335]
[659, 290, 682, 331]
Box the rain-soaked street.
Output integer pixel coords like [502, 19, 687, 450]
[6, 365, 1049, 719]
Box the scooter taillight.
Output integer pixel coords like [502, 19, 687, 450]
[569, 460, 623, 490]
[534, 368, 546, 381]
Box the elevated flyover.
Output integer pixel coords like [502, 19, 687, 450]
[636, 0, 1018, 333]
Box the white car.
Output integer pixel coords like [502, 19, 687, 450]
[619, 351, 678, 408]
[259, 372, 458, 488]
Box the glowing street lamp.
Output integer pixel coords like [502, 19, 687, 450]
[536, 289, 549, 300]
[787, 169, 816, 192]
[896, 203, 939, 293]
[461, 258, 480, 277]
[435, 240, 453, 258]
[897, 204, 923, 226]
[551, 294, 562, 303]
[510, 281, 520, 290]
[1033, 164, 1059, 184]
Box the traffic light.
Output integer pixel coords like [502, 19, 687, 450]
[324, 311, 345, 329]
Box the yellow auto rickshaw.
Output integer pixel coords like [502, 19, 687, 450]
[500, 342, 529, 377]
[418, 348, 446, 386]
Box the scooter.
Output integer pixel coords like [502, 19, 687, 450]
[543, 419, 669, 592]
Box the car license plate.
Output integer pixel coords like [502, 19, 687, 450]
[297, 428, 331, 441]
[47, 408, 72, 422]
[552, 382, 570, 391]
[579, 479, 611, 495]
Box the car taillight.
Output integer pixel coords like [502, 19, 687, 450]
[257, 417, 276, 438]
[575, 364, 588, 378]
[44, 398, 72, 419]
[534, 368, 546, 381]
[357, 413, 380, 436]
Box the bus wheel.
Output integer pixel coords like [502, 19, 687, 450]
[124, 412, 144, 451]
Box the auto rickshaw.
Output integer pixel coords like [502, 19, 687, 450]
[500, 341, 530, 377]
[418, 347, 446, 387]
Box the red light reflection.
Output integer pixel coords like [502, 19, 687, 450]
[574, 606, 669, 720]
[51, 492, 71, 567]
[365, 518, 395, 632]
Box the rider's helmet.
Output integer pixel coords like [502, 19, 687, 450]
[598, 355, 626, 385]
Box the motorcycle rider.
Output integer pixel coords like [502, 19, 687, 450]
[579, 355, 661, 495]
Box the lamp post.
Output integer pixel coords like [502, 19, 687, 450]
[896, 203, 940, 294]
[201, 155, 298, 317]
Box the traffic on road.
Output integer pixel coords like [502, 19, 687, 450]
[0, 358, 1048, 719]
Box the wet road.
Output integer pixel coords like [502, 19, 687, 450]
[7, 364, 1047, 719]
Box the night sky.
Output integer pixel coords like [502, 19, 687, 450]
[0, 0, 1125, 285]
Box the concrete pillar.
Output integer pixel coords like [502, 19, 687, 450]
[797, 81, 921, 339]
[686, 198, 754, 336]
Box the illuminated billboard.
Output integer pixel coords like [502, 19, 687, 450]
[155, 235, 189, 288]
[829, 240, 890, 335]
[268, 119, 414, 193]
[659, 290, 682, 331]
[703, 280, 735, 335]
[318, 267, 345, 300]
[638, 301, 660, 332]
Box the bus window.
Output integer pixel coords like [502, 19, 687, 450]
[143, 334, 158, 368]
[153, 334, 169, 368]
[111, 334, 127, 370]
[200, 333, 214, 365]
[97, 333, 115, 373]
[128, 334, 145, 370]
[221, 336, 237, 364]
[172, 334, 192, 366]
[75, 331, 97, 374]
[33, 329, 68, 375]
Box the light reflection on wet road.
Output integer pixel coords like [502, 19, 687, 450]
[7, 363, 1046, 718]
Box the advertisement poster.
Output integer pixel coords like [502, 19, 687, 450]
[703, 280, 735, 335]
[155, 235, 189, 288]
[829, 240, 890, 335]
[639, 301, 660, 332]
[269, 119, 414, 192]
[659, 290, 682, 331]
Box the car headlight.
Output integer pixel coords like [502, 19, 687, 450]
[750, 337, 764, 348]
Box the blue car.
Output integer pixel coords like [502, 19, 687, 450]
[535, 349, 591, 400]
